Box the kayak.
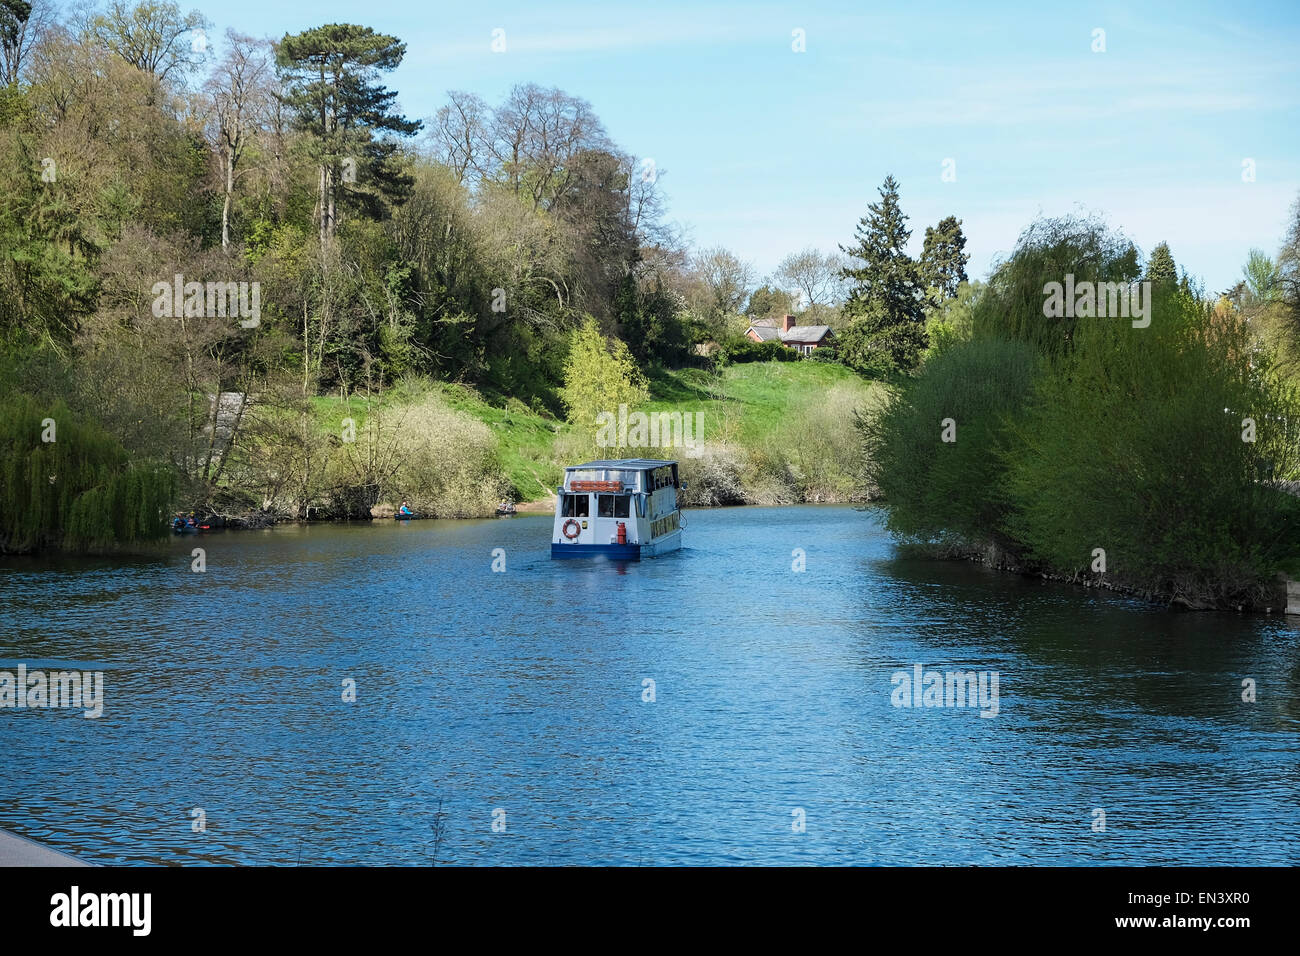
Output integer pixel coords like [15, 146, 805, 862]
[394, 512, 419, 520]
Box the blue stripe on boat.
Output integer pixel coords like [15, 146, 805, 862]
[550, 543, 642, 560]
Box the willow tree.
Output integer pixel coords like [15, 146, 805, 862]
[0, 396, 176, 552]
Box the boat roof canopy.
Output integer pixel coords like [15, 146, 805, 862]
[568, 459, 677, 470]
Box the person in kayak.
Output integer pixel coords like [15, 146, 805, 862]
[399, 500, 413, 516]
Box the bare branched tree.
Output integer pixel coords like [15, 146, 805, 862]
[693, 246, 755, 318]
[84, 0, 210, 84]
[203, 30, 273, 248]
[0, 0, 54, 84]
[775, 247, 846, 309]
[431, 90, 490, 181]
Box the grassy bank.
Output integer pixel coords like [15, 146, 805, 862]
[282, 360, 881, 519]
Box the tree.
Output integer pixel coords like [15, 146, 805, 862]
[86, 1, 209, 84]
[433, 83, 620, 213]
[431, 90, 489, 181]
[203, 31, 272, 249]
[973, 214, 1140, 358]
[839, 175, 926, 371]
[692, 246, 754, 319]
[1280, 194, 1300, 310]
[0, 394, 176, 552]
[775, 247, 844, 309]
[924, 280, 984, 357]
[560, 317, 649, 452]
[1, 0, 52, 85]
[1264, 196, 1300, 383]
[617, 274, 690, 366]
[918, 215, 969, 305]
[1242, 249, 1279, 307]
[745, 284, 795, 318]
[276, 23, 422, 243]
[1145, 241, 1178, 286]
[1003, 286, 1299, 607]
[483, 83, 611, 210]
[0, 1, 31, 85]
[550, 147, 641, 321]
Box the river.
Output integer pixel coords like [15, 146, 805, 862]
[1, 505, 1297, 865]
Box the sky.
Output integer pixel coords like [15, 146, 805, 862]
[186, 0, 1300, 294]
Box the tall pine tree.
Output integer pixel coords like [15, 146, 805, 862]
[839, 175, 926, 371]
[919, 215, 970, 305]
[277, 24, 422, 243]
[1145, 241, 1178, 286]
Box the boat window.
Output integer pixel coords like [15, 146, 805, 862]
[561, 494, 589, 517]
[598, 495, 630, 518]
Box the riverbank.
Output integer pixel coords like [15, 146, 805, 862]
[0, 827, 89, 867]
[904, 535, 1296, 614]
[177, 361, 882, 526]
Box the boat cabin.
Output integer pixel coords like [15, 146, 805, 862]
[551, 458, 684, 560]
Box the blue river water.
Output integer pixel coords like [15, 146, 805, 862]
[1, 504, 1297, 865]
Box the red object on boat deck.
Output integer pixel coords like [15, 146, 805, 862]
[571, 480, 623, 492]
[616, 521, 627, 545]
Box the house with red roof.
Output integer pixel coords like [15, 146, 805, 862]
[744, 314, 834, 355]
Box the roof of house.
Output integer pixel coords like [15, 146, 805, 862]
[780, 325, 833, 342]
[747, 325, 782, 341]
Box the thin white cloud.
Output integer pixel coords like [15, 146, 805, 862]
[421, 16, 781, 61]
[854, 59, 1294, 129]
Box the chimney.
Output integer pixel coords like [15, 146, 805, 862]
[782, 314, 795, 333]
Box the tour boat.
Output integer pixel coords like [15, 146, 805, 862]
[551, 459, 684, 560]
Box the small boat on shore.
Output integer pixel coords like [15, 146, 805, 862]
[551, 459, 684, 561]
[496, 501, 517, 517]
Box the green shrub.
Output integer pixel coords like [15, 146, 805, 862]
[861, 335, 1041, 544]
[388, 394, 510, 517]
[716, 335, 798, 365]
[678, 444, 747, 506]
[770, 383, 877, 500]
[1003, 286, 1300, 606]
[834, 316, 928, 376]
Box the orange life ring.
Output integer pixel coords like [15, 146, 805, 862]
[561, 518, 581, 540]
